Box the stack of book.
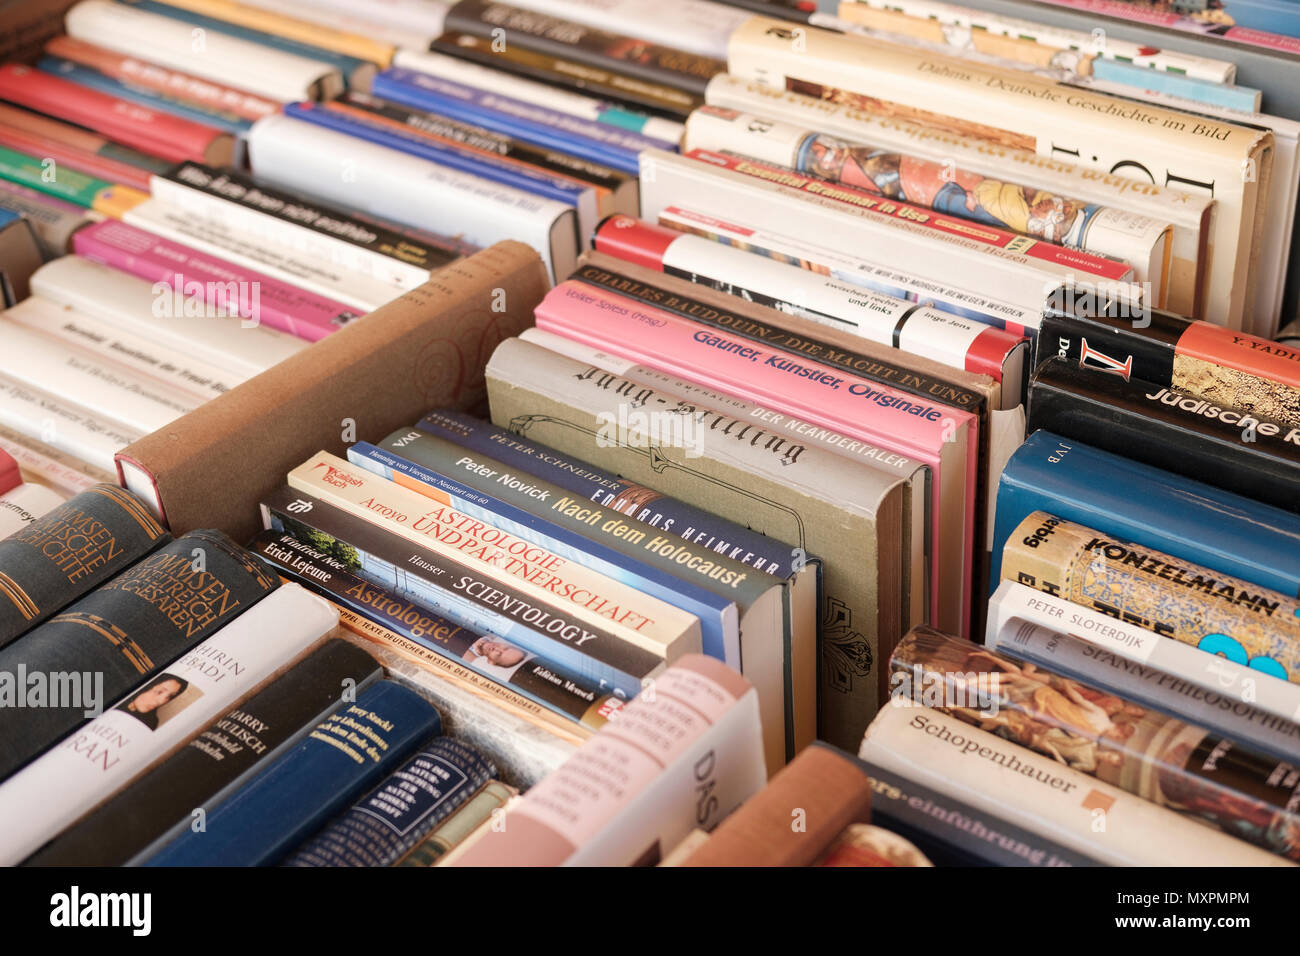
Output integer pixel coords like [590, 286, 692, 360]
[0, 0, 1296, 869]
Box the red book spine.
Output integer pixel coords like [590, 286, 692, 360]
[0, 448, 19, 496]
[0, 64, 222, 164]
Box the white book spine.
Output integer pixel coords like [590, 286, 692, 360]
[0, 321, 198, 435]
[0, 584, 338, 866]
[860, 699, 1293, 866]
[5, 297, 242, 402]
[391, 48, 685, 145]
[122, 200, 398, 314]
[149, 169, 432, 293]
[64, 0, 343, 102]
[0, 374, 139, 475]
[987, 579, 1300, 735]
[497, 0, 746, 60]
[0, 483, 65, 539]
[30, 256, 308, 381]
[244, 0, 450, 48]
[247, 114, 578, 280]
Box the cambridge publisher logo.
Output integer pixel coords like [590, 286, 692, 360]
[50, 886, 151, 936]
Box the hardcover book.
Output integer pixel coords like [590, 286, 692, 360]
[397, 779, 516, 866]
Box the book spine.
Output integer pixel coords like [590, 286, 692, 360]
[991, 430, 1300, 599]
[0, 320, 200, 435]
[23, 638, 383, 867]
[73, 219, 363, 342]
[891, 625, 1300, 861]
[258, 486, 654, 705]
[0, 142, 118, 208]
[0, 429, 108, 496]
[284, 737, 495, 866]
[449, 655, 766, 866]
[1089, 57, 1261, 111]
[1027, 358, 1300, 515]
[142, 680, 440, 866]
[0, 583, 337, 865]
[371, 67, 650, 174]
[389, 47, 683, 143]
[441, 0, 723, 97]
[497, 0, 746, 59]
[358, 431, 760, 649]
[572, 242, 988, 412]
[0, 448, 16, 495]
[986, 588, 1300, 764]
[684, 104, 1171, 289]
[0, 484, 65, 539]
[592, 215, 1021, 381]
[43, 35, 280, 122]
[0, 64, 223, 165]
[397, 779, 515, 866]
[153, 161, 444, 290]
[0, 178, 92, 257]
[4, 298, 240, 402]
[416, 409, 795, 577]
[0, 373, 140, 475]
[1002, 510, 1300, 683]
[858, 757, 1099, 866]
[0, 121, 157, 193]
[0, 484, 167, 646]
[860, 699, 1290, 866]
[0, 529, 279, 780]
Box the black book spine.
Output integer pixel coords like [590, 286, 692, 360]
[23, 638, 383, 866]
[0, 530, 279, 780]
[284, 737, 496, 867]
[1033, 309, 1187, 385]
[1026, 357, 1300, 515]
[0, 485, 169, 647]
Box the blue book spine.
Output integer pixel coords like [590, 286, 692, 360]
[417, 410, 797, 578]
[282, 101, 591, 207]
[142, 680, 440, 867]
[347, 440, 734, 664]
[1219, 0, 1300, 37]
[283, 737, 495, 867]
[133, 0, 372, 86]
[371, 68, 654, 175]
[37, 57, 253, 136]
[1091, 58, 1262, 111]
[991, 430, 1300, 598]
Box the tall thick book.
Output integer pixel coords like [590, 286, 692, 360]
[398, 779, 516, 866]
[677, 742, 873, 866]
[860, 699, 1292, 865]
[43, 35, 281, 123]
[1027, 356, 1300, 514]
[593, 214, 1028, 386]
[251, 518, 628, 735]
[860, 758, 1099, 865]
[891, 625, 1300, 860]
[449, 654, 767, 866]
[285, 737, 495, 866]
[486, 335, 911, 751]
[0, 583, 337, 865]
[30, 256, 308, 382]
[143, 679, 440, 866]
[416, 409, 803, 581]
[640, 148, 1138, 336]
[0, 530, 279, 780]
[532, 278, 978, 639]
[23, 638, 384, 867]
[114, 241, 548, 540]
[683, 103, 1174, 301]
[0, 63, 233, 166]
[986, 581, 1300, 763]
[0, 484, 168, 647]
[704, 73, 1216, 322]
[1036, 300, 1300, 427]
[64, 0, 345, 102]
[991, 430, 1300, 598]
[1002, 510, 1300, 685]
[247, 113, 579, 281]
[726, 16, 1273, 330]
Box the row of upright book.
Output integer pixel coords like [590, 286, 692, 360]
[0, 0, 1296, 867]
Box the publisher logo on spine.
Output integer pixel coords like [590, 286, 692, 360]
[152, 273, 262, 329]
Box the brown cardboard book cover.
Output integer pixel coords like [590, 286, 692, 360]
[115, 241, 548, 542]
[679, 741, 873, 867]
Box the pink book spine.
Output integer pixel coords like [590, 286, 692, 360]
[72, 220, 363, 341]
[534, 280, 978, 631]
